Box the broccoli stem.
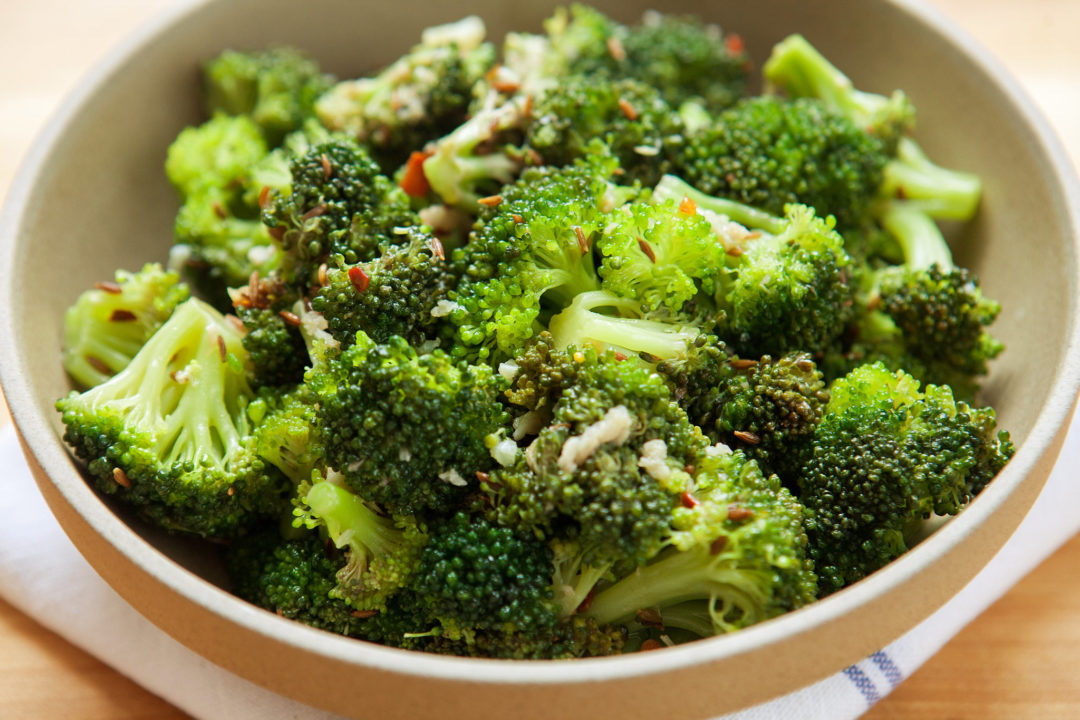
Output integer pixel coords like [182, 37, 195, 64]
[583, 544, 770, 632]
[878, 200, 954, 271]
[880, 138, 982, 221]
[653, 175, 785, 234]
[547, 290, 699, 360]
[304, 481, 404, 559]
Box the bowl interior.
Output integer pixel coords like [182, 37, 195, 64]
[2, 0, 1078, 717]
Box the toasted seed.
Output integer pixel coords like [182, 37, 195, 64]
[733, 430, 760, 445]
[302, 204, 327, 221]
[317, 263, 328, 287]
[94, 281, 122, 294]
[258, 185, 271, 210]
[212, 201, 227, 219]
[113, 467, 131, 488]
[637, 238, 657, 263]
[574, 226, 589, 255]
[725, 245, 743, 257]
[727, 504, 754, 521]
[430, 236, 445, 261]
[278, 310, 302, 327]
[320, 153, 332, 180]
[617, 97, 638, 121]
[640, 639, 664, 652]
[351, 609, 379, 619]
[511, 213, 524, 224]
[730, 358, 758, 370]
[710, 536, 728, 555]
[636, 608, 664, 628]
[478, 194, 503, 208]
[108, 309, 137, 322]
[216, 335, 227, 362]
[606, 35, 626, 62]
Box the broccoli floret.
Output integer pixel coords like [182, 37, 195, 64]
[578, 10, 749, 114]
[486, 346, 704, 568]
[293, 478, 427, 611]
[249, 383, 323, 486]
[311, 227, 453, 347]
[583, 447, 816, 635]
[227, 529, 367, 636]
[763, 34, 915, 155]
[525, 77, 684, 187]
[835, 202, 1003, 399]
[658, 338, 828, 480]
[445, 155, 629, 362]
[795, 363, 1014, 593]
[262, 140, 417, 288]
[763, 34, 981, 222]
[56, 298, 290, 537]
[317, 16, 495, 170]
[653, 177, 855, 358]
[596, 197, 728, 316]
[310, 332, 509, 515]
[672, 96, 888, 229]
[62, 264, 190, 389]
[202, 47, 333, 145]
[166, 113, 269, 198]
[229, 274, 309, 387]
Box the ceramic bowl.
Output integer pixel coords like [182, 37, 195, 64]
[2, 0, 1079, 717]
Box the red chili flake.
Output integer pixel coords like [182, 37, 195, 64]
[680, 491, 699, 509]
[430, 236, 445, 261]
[606, 35, 627, 62]
[733, 430, 761, 445]
[617, 97, 638, 121]
[478, 194, 503, 208]
[320, 153, 332, 180]
[575, 588, 596, 614]
[348, 266, 370, 293]
[640, 639, 664, 652]
[301, 204, 327, 222]
[216, 335, 227, 363]
[511, 213, 524, 224]
[94, 281, 122, 294]
[574, 226, 589, 255]
[636, 608, 664, 628]
[710, 536, 728, 555]
[679, 196, 698, 215]
[637, 238, 657, 263]
[729, 358, 758, 370]
[108, 309, 137, 322]
[113, 467, 131, 488]
[212, 201, 227, 219]
[258, 185, 271, 210]
[278, 310, 302, 327]
[727, 504, 754, 521]
[351, 609, 379, 619]
[725, 33, 745, 57]
[400, 150, 433, 197]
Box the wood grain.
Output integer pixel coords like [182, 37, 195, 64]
[0, 0, 1076, 718]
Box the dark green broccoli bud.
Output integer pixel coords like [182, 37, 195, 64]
[596, 198, 728, 315]
[56, 298, 291, 538]
[796, 363, 1014, 593]
[310, 332, 510, 515]
[421, 614, 626, 659]
[672, 96, 887, 230]
[311, 227, 453, 347]
[229, 274, 308, 387]
[202, 47, 333, 145]
[503, 331, 584, 415]
[652, 181, 855, 358]
[294, 478, 427, 612]
[584, 447, 816, 635]
[317, 16, 495, 170]
[446, 153, 631, 362]
[262, 140, 417, 288]
[413, 513, 557, 636]
[62, 264, 190, 389]
[525, 77, 684, 187]
[227, 529, 366, 636]
[485, 347, 704, 568]
[763, 34, 915, 155]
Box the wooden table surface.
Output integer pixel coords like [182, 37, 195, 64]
[1, 0, 1077, 718]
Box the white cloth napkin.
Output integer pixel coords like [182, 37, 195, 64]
[2, 408, 1078, 720]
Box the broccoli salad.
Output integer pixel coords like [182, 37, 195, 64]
[56, 5, 1013, 658]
